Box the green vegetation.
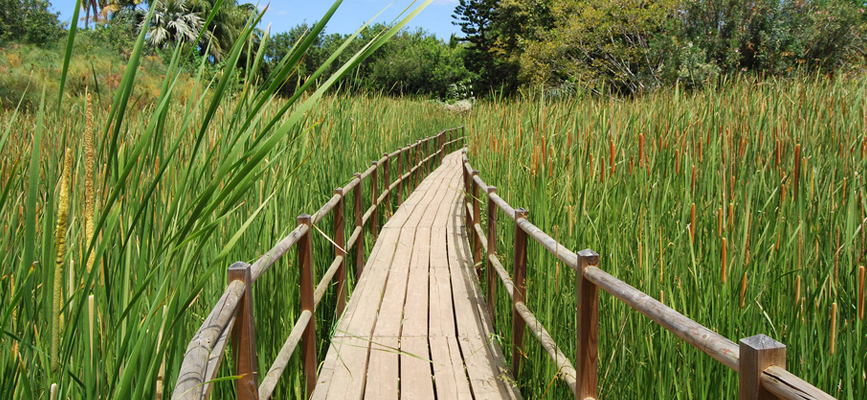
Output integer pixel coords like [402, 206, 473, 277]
[0, 1, 462, 399]
[463, 75, 866, 398]
[263, 24, 474, 99]
[454, 0, 867, 95]
[0, 0, 64, 46]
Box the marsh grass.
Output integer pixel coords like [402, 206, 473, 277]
[465, 76, 867, 399]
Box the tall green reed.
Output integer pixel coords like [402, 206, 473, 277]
[465, 76, 867, 399]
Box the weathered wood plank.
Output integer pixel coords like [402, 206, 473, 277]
[447, 200, 522, 399]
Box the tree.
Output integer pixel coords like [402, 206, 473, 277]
[520, 0, 678, 95]
[142, 0, 205, 49]
[190, 0, 258, 62]
[0, 0, 64, 46]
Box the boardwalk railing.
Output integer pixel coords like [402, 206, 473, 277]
[171, 127, 465, 400]
[461, 150, 836, 400]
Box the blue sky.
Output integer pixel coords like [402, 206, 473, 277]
[49, 0, 463, 40]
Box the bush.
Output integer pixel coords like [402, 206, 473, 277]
[0, 0, 64, 47]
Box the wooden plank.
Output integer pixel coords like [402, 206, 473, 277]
[400, 225, 434, 400]
[429, 227, 473, 399]
[312, 227, 402, 400]
[364, 210, 424, 398]
[447, 204, 522, 399]
[314, 157, 453, 399]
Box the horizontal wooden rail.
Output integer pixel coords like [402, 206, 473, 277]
[172, 126, 465, 400]
[461, 149, 835, 400]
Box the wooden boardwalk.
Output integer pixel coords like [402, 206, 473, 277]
[311, 151, 521, 400]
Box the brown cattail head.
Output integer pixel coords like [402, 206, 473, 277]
[638, 241, 643, 270]
[690, 203, 696, 243]
[859, 266, 865, 320]
[795, 275, 801, 306]
[629, 156, 634, 175]
[610, 139, 616, 177]
[600, 156, 605, 183]
[639, 134, 645, 166]
[718, 207, 723, 237]
[830, 302, 838, 355]
[740, 271, 748, 308]
[721, 237, 728, 283]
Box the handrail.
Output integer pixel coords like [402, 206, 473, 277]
[172, 126, 465, 400]
[461, 149, 836, 400]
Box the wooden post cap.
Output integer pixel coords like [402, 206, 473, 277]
[472, 169, 479, 176]
[298, 214, 311, 224]
[372, 161, 378, 166]
[487, 186, 497, 194]
[578, 249, 600, 266]
[228, 261, 252, 273]
[334, 187, 343, 196]
[740, 334, 786, 400]
[516, 208, 529, 219]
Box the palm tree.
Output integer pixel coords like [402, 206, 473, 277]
[141, 0, 206, 48]
[190, 0, 257, 62]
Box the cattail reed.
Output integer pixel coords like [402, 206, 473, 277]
[795, 275, 801, 306]
[721, 237, 728, 283]
[691, 165, 696, 192]
[85, 92, 96, 276]
[740, 272, 748, 308]
[659, 227, 664, 284]
[858, 266, 865, 320]
[728, 202, 734, 230]
[600, 156, 605, 183]
[51, 148, 72, 374]
[830, 302, 837, 355]
[718, 207, 723, 237]
[674, 149, 680, 175]
[793, 144, 801, 200]
[690, 203, 695, 243]
[629, 156, 634, 175]
[88, 294, 95, 359]
[639, 134, 645, 167]
[638, 241, 643, 270]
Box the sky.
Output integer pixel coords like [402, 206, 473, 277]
[49, 0, 464, 40]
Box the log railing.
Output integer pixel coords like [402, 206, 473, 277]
[171, 126, 465, 400]
[461, 150, 836, 400]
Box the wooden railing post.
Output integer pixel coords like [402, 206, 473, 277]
[228, 262, 259, 400]
[297, 215, 317, 397]
[463, 164, 471, 231]
[354, 173, 364, 278]
[414, 141, 420, 188]
[486, 186, 497, 322]
[440, 132, 445, 164]
[740, 335, 786, 400]
[382, 153, 390, 219]
[576, 249, 599, 400]
[334, 188, 347, 317]
[397, 148, 404, 206]
[472, 170, 481, 269]
[371, 161, 379, 240]
[512, 208, 529, 376]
